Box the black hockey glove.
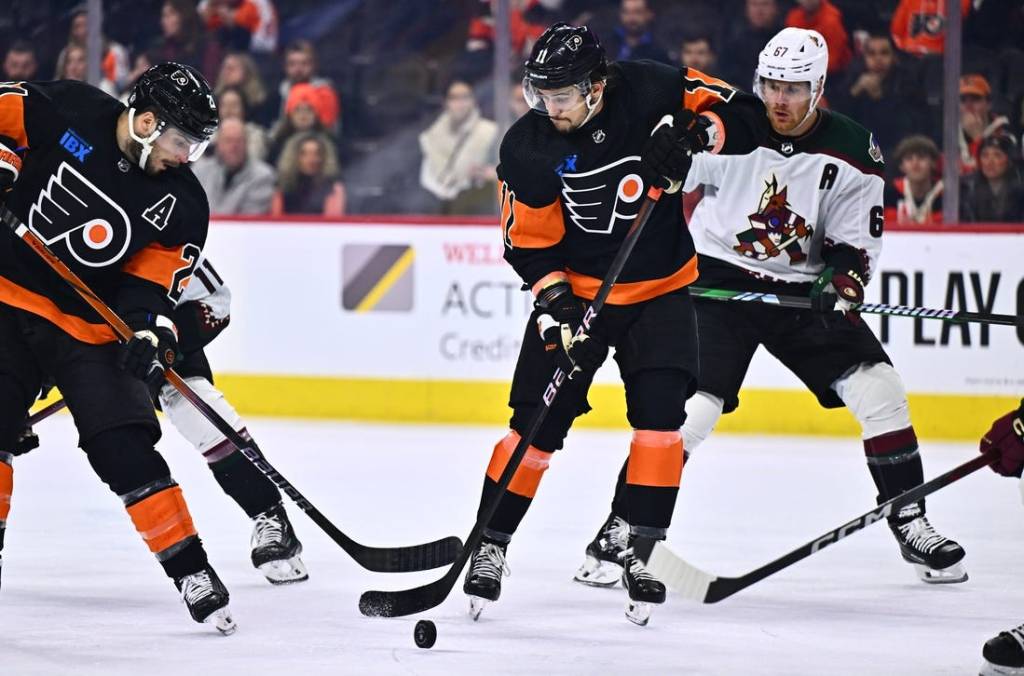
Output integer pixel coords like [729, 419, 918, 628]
[0, 135, 23, 197]
[118, 315, 180, 394]
[13, 424, 39, 456]
[535, 281, 608, 379]
[810, 267, 864, 325]
[640, 110, 710, 191]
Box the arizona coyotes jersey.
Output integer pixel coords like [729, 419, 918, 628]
[683, 109, 885, 289]
[499, 60, 767, 305]
[0, 79, 209, 344]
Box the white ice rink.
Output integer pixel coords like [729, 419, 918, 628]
[3, 414, 1021, 675]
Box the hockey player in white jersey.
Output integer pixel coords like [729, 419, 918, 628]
[157, 256, 308, 585]
[575, 27, 967, 588]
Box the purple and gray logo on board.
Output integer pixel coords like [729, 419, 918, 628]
[341, 244, 415, 312]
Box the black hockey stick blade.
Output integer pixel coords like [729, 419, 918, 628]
[638, 450, 995, 603]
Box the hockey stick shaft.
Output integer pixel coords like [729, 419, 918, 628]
[2, 209, 460, 573]
[359, 186, 666, 617]
[689, 286, 1021, 327]
[28, 398, 67, 426]
[641, 450, 996, 603]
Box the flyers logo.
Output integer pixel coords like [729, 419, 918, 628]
[560, 156, 645, 235]
[29, 162, 132, 267]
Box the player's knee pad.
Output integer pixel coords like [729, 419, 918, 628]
[681, 391, 724, 454]
[82, 425, 171, 496]
[833, 362, 911, 439]
[625, 369, 693, 431]
[159, 376, 243, 455]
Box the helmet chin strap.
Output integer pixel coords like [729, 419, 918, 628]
[127, 108, 163, 170]
[578, 88, 604, 128]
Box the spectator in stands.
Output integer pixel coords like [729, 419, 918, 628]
[2, 41, 38, 81]
[54, 44, 88, 81]
[460, 0, 547, 80]
[891, 0, 971, 56]
[603, 0, 672, 65]
[679, 34, 717, 73]
[215, 52, 271, 125]
[717, 0, 784, 89]
[785, 0, 852, 75]
[959, 74, 1012, 174]
[275, 40, 340, 132]
[193, 118, 276, 215]
[215, 85, 268, 161]
[199, 0, 278, 53]
[271, 132, 346, 217]
[885, 135, 943, 225]
[961, 135, 1024, 223]
[66, 5, 130, 94]
[510, 81, 530, 120]
[418, 80, 498, 215]
[150, 0, 222, 80]
[267, 83, 337, 166]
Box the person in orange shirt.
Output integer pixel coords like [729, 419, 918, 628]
[959, 74, 1012, 174]
[199, 0, 278, 53]
[890, 0, 971, 55]
[785, 0, 852, 74]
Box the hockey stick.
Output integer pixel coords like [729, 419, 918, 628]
[689, 286, 1022, 327]
[28, 398, 67, 426]
[359, 184, 668, 617]
[635, 450, 996, 603]
[0, 208, 461, 573]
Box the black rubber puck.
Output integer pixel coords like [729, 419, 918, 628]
[414, 619, 437, 649]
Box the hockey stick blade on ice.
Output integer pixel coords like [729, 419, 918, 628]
[1, 208, 461, 574]
[636, 450, 996, 603]
[359, 183, 669, 617]
[690, 286, 1021, 327]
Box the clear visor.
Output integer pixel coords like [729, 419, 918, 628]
[522, 78, 592, 117]
[754, 77, 814, 106]
[154, 125, 211, 163]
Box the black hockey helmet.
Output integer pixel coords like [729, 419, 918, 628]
[128, 62, 219, 142]
[523, 23, 607, 90]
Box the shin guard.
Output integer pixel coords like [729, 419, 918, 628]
[864, 426, 925, 519]
[206, 431, 282, 518]
[478, 432, 552, 539]
[625, 430, 684, 534]
[122, 479, 206, 577]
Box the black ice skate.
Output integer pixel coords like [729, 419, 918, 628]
[174, 565, 235, 635]
[251, 503, 308, 585]
[463, 539, 510, 621]
[981, 623, 1024, 676]
[574, 513, 628, 588]
[889, 505, 967, 584]
[619, 536, 666, 626]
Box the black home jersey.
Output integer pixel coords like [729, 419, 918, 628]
[499, 60, 767, 305]
[0, 80, 209, 344]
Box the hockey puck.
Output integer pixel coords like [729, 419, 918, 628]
[414, 619, 436, 649]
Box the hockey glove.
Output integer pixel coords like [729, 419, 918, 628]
[535, 281, 607, 379]
[640, 111, 704, 192]
[118, 315, 180, 394]
[979, 400, 1024, 477]
[0, 136, 23, 196]
[810, 267, 864, 325]
[13, 424, 39, 456]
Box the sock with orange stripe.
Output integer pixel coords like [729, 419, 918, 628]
[624, 430, 684, 535]
[0, 451, 12, 587]
[477, 431, 553, 542]
[121, 478, 208, 579]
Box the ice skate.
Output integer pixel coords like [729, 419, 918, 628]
[251, 504, 308, 585]
[981, 623, 1024, 676]
[175, 566, 235, 635]
[619, 536, 665, 626]
[463, 540, 509, 621]
[889, 506, 967, 584]
[574, 513, 628, 588]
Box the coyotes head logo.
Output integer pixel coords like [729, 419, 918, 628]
[734, 175, 813, 264]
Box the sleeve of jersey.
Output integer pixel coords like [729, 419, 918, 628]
[682, 68, 769, 156]
[498, 156, 566, 288]
[0, 83, 32, 177]
[821, 170, 885, 285]
[118, 243, 202, 319]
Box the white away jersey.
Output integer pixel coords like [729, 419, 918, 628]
[684, 109, 886, 285]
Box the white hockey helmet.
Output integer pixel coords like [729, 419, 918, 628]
[754, 27, 828, 123]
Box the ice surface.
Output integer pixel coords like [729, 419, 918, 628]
[3, 415, 1020, 675]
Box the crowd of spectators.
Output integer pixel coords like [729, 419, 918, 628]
[1, 0, 1022, 223]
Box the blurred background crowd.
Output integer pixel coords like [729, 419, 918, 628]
[2, 0, 1022, 223]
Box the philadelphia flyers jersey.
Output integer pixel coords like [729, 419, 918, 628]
[0, 79, 209, 344]
[499, 60, 768, 305]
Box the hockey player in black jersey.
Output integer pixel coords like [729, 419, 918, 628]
[462, 22, 768, 625]
[577, 28, 966, 590]
[0, 63, 235, 633]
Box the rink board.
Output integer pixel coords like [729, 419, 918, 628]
[192, 218, 1023, 439]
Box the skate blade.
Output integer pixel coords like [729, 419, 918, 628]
[468, 595, 489, 621]
[573, 556, 622, 588]
[258, 555, 309, 585]
[625, 599, 652, 626]
[979, 659, 1024, 676]
[206, 607, 236, 636]
[913, 561, 968, 585]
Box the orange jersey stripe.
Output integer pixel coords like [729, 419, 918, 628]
[682, 68, 737, 114]
[625, 430, 684, 488]
[501, 182, 565, 249]
[125, 485, 197, 555]
[0, 459, 12, 521]
[0, 274, 117, 344]
[485, 431, 552, 499]
[122, 243, 191, 295]
[567, 254, 698, 305]
[0, 85, 29, 148]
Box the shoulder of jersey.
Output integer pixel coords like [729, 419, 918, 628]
[499, 113, 561, 202]
[815, 110, 886, 176]
[30, 79, 122, 112]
